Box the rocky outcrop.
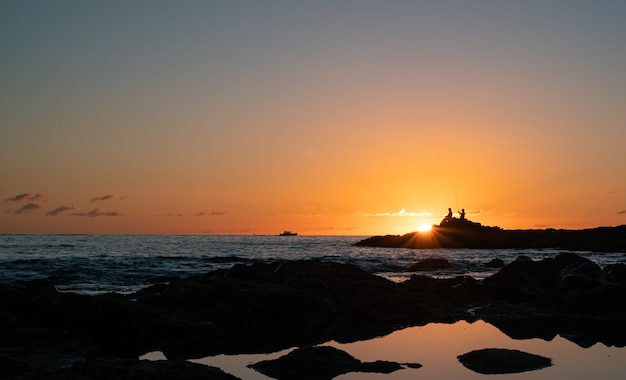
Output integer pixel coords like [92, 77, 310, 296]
[356, 223, 626, 252]
[485, 258, 505, 268]
[249, 346, 419, 379]
[458, 348, 551, 374]
[66, 359, 241, 380]
[136, 260, 432, 357]
[408, 257, 453, 271]
[2, 254, 626, 378]
[482, 253, 626, 308]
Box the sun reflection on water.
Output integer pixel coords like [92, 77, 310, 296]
[330, 320, 626, 380]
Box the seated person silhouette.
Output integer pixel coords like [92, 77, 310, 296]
[441, 208, 453, 225]
[459, 208, 466, 220]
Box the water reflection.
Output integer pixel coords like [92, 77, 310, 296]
[189, 320, 626, 380]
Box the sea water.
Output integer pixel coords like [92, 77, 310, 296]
[3, 234, 626, 379]
[1, 234, 624, 294]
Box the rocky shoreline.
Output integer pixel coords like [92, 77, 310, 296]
[2, 250, 626, 379]
[355, 222, 626, 252]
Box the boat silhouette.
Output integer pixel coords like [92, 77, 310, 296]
[279, 231, 298, 236]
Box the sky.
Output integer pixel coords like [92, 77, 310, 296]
[2, 1, 626, 235]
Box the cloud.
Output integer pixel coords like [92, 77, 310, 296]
[194, 211, 228, 216]
[605, 191, 618, 196]
[46, 205, 76, 216]
[90, 194, 116, 202]
[70, 208, 123, 217]
[311, 226, 358, 232]
[4, 193, 32, 202]
[617, 210, 626, 215]
[4, 193, 45, 202]
[155, 213, 183, 217]
[15, 203, 41, 214]
[365, 209, 433, 217]
[293, 213, 328, 218]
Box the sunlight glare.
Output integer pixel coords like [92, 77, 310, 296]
[417, 224, 432, 232]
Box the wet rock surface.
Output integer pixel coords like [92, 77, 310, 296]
[1, 252, 626, 378]
[249, 346, 418, 379]
[458, 348, 552, 374]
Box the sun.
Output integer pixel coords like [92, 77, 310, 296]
[417, 224, 432, 232]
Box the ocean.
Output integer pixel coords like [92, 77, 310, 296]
[1, 234, 624, 295]
[4, 234, 626, 379]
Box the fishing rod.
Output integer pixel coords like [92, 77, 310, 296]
[452, 178, 460, 213]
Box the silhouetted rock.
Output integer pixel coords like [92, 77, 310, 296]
[458, 348, 551, 374]
[408, 257, 453, 271]
[485, 317, 626, 348]
[483, 256, 560, 302]
[604, 263, 626, 284]
[400, 275, 483, 316]
[15, 290, 144, 357]
[485, 258, 505, 268]
[127, 360, 241, 380]
[249, 346, 416, 379]
[64, 358, 240, 380]
[356, 224, 626, 252]
[554, 252, 608, 290]
[136, 260, 433, 357]
[0, 279, 56, 313]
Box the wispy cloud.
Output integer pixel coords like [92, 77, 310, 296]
[193, 211, 228, 216]
[293, 213, 328, 218]
[70, 208, 123, 217]
[15, 203, 41, 214]
[46, 205, 76, 216]
[4, 193, 48, 214]
[91, 194, 115, 202]
[155, 213, 184, 217]
[364, 209, 433, 217]
[90, 194, 127, 202]
[4, 193, 45, 202]
[617, 210, 626, 215]
[293, 205, 329, 217]
[311, 226, 358, 232]
[605, 191, 618, 196]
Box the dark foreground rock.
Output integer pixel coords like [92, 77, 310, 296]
[69, 359, 240, 380]
[356, 222, 626, 252]
[1, 254, 626, 378]
[458, 348, 552, 374]
[249, 346, 419, 380]
[408, 257, 453, 271]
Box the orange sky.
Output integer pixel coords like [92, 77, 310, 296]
[2, 2, 626, 235]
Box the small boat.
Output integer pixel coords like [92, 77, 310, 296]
[279, 231, 298, 236]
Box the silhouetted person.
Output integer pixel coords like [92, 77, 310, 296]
[459, 208, 466, 220]
[441, 208, 453, 225]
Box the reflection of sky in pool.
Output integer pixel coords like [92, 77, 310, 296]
[181, 320, 626, 380]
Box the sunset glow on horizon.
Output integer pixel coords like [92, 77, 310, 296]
[2, 1, 626, 235]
